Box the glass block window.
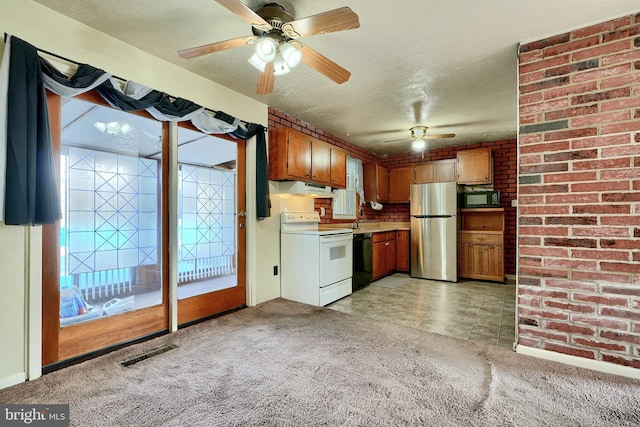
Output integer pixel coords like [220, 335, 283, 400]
[177, 164, 236, 283]
[62, 146, 159, 276]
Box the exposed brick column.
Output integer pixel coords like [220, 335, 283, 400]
[518, 13, 640, 367]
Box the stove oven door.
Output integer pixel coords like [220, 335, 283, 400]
[319, 233, 353, 287]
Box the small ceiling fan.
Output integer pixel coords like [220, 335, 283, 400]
[178, 0, 360, 95]
[385, 126, 456, 151]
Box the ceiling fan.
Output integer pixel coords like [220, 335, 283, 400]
[385, 126, 456, 151]
[178, 0, 360, 95]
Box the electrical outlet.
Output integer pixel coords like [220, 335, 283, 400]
[273, 265, 278, 276]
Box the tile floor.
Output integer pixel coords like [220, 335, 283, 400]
[327, 274, 517, 349]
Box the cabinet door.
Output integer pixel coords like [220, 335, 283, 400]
[434, 159, 456, 182]
[377, 165, 389, 203]
[414, 163, 434, 184]
[479, 244, 503, 281]
[310, 141, 331, 184]
[330, 147, 347, 188]
[372, 241, 387, 279]
[388, 166, 413, 202]
[459, 241, 475, 278]
[364, 163, 389, 203]
[286, 132, 312, 180]
[386, 238, 396, 273]
[395, 230, 410, 272]
[456, 148, 493, 184]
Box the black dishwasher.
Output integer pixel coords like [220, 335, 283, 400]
[352, 233, 372, 291]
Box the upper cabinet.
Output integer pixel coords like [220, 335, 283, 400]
[268, 128, 347, 188]
[363, 162, 388, 203]
[414, 159, 456, 184]
[329, 146, 347, 188]
[360, 148, 494, 203]
[456, 148, 493, 185]
[310, 140, 331, 183]
[388, 165, 413, 203]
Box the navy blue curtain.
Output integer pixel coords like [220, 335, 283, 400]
[254, 126, 271, 219]
[4, 36, 271, 224]
[5, 37, 60, 225]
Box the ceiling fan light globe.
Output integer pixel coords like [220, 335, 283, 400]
[93, 121, 107, 133]
[279, 42, 302, 69]
[273, 54, 291, 76]
[255, 38, 277, 62]
[412, 138, 426, 151]
[248, 53, 267, 72]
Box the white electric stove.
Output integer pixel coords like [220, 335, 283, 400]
[280, 211, 353, 306]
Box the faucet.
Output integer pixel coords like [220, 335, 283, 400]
[352, 219, 363, 229]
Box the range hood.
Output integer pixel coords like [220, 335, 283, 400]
[277, 181, 335, 197]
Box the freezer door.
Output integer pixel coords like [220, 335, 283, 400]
[410, 182, 458, 216]
[410, 216, 457, 281]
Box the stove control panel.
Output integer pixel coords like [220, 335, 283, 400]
[281, 211, 321, 224]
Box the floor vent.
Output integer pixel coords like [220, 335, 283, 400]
[119, 344, 178, 367]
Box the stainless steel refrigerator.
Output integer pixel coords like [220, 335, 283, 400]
[410, 182, 458, 281]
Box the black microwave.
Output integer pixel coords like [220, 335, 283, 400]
[463, 191, 500, 208]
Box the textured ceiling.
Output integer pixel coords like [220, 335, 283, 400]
[33, 0, 640, 154]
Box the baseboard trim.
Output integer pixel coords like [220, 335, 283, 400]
[43, 329, 170, 374]
[0, 372, 26, 390]
[516, 344, 640, 380]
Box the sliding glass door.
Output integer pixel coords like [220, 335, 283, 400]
[175, 124, 246, 326]
[43, 91, 246, 366]
[43, 92, 169, 365]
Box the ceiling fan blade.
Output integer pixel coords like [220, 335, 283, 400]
[282, 7, 360, 39]
[178, 35, 257, 59]
[383, 137, 412, 144]
[425, 133, 456, 139]
[215, 0, 273, 31]
[298, 44, 350, 84]
[256, 62, 275, 95]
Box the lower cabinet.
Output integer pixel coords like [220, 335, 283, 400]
[459, 208, 504, 282]
[372, 232, 396, 280]
[395, 230, 410, 272]
[459, 232, 504, 282]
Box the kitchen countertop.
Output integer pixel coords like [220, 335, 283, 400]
[319, 222, 410, 234]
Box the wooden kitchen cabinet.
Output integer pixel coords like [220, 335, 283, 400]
[459, 208, 504, 282]
[395, 230, 410, 272]
[371, 232, 396, 280]
[388, 165, 413, 202]
[363, 162, 388, 203]
[415, 159, 456, 184]
[268, 127, 347, 188]
[310, 140, 331, 183]
[456, 147, 493, 185]
[329, 146, 347, 188]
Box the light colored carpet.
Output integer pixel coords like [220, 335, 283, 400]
[370, 273, 410, 289]
[1, 298, 639, 426]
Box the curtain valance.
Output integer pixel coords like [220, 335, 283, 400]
[0, 35, 270, 225]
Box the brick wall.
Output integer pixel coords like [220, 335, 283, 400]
[518, 13, 640, 368]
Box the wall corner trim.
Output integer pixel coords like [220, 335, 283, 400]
[515, 345, 640, 380]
